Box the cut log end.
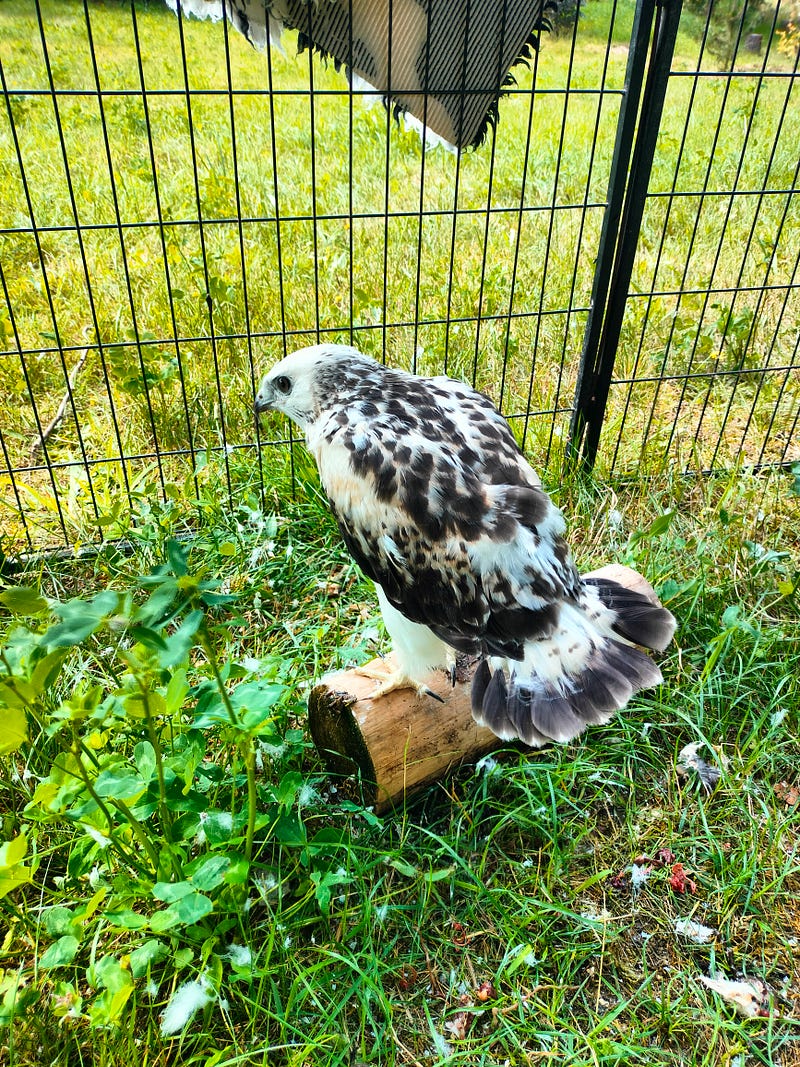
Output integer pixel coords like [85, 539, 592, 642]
[309, 657, 498, 811]
[307, 564, 668, 812]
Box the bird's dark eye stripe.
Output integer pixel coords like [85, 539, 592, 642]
[274, 375, 292, 394]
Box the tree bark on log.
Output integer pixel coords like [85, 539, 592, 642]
[308, 564, 665, 812]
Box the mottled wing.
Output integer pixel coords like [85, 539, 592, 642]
[308, 369, 580, 660]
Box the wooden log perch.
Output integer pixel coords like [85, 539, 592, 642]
[308, 564, 665, 812]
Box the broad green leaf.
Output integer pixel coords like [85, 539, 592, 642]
[163, 780, 207, 813]
[629, 510, 676, 545]
[200, 811, 237, 845]
[90, 954, 131, 994]
[0, 834, 28, 868]
[30, 648, 68, 694]
[93, 769, 145, 801]
[0, 836, 26, 870]
[0, 973, 38, 1026]
[174, 947, 194, 970]
[0, 586, 48, 615]
[129, 939, 168, 979]
[53, 683, 104, 723]
[105, 909, 148, 930]
[0, 679, 33, 710]
[0, 865, 31, 899]
[186, 855, 230, 892]
[272, 811, 306, 847]
[199, 589, 236, 606]
[426, 866, 456, 883]
[66, 833, 102, 879]
[172, 890, 214, 925]
[121, 689, 166, 720]
[0, 835, 31, 899]
[128, 625, 169, 651]
[387, 857, 417, 877]
[39, 935, 80, 969]
[134, 740, 157, 783]
[276, 771, 303, 808]
[165, 667, 189, 715]
[0, 706, 27, 754]
[133, 581, 179, 626]
[231, 680, 286, 715]
[44, 907, 80, 938]
[303, 827, 350, 862]
[149, 891, 213, 932]
[152, 880, 195, 904]
[721, 604, 747, 630]
[223, 855, 250, 886]
[312, 867, 351, 915]
[166, 539, 189, 577]
[160, 609, 203, 667]
[88, 983, 132, 1027]
[77, 887, 108, 924]
[45, 589, 119, 648]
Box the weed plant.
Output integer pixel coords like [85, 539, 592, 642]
[1, 457, 799, 1065]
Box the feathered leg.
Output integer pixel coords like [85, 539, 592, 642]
[355, 584, 454, 702]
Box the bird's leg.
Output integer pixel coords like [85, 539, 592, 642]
[360, 585, 455, 702]
[354, 660, 445, 703]
[446, 648, 458, 688]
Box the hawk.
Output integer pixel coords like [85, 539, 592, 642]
[255, 344, 675, 747]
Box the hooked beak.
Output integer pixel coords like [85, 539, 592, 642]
[254, 385, 274, 416]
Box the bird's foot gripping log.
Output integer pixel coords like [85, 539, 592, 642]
[309, 564, 670, 813]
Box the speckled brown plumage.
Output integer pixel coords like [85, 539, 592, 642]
[255, 344, 676, 746]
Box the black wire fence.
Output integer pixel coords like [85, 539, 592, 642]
[0, 0, 798, 561]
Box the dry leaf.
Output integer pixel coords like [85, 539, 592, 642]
[773, 780, 800, 806]
[443, 1011, 473, 1040]
[669, 863, 698, 895]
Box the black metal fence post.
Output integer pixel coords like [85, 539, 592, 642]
[568, 0, 684, 470]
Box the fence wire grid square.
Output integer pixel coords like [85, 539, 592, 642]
[0, 0, 798, 558]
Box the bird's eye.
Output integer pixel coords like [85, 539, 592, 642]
[274, 375, 292, 395]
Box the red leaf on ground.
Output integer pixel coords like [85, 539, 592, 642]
[475, 980, 496, 1002]
[774, 781, 800, 806]
[395, 966, 418, 992]
[669, 863, 697, 894]
[608, 868, 628, 890]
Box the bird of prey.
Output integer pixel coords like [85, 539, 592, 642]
[255, 344, 675, 747]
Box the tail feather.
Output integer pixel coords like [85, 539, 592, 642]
[473, 663, 515, 740]
[471, 574, 674, 747]
[472, 636, 668, 748]
[528, 690, 585, 744]
[582, 577, 676, 651]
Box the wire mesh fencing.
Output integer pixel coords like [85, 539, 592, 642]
[0, 0, 798, 561]
[598, 0, 800, 477]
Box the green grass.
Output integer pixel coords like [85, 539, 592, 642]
[1, 457, 799, 1066]
[0, 0, 798, 553]
[1, 3, 799, 1064]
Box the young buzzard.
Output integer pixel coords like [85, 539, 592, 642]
[255, 343, 675, 746]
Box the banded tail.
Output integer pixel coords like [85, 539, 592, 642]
[471, 576, 676, 747]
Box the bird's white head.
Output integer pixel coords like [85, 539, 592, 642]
[254, 343, 364, 430]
